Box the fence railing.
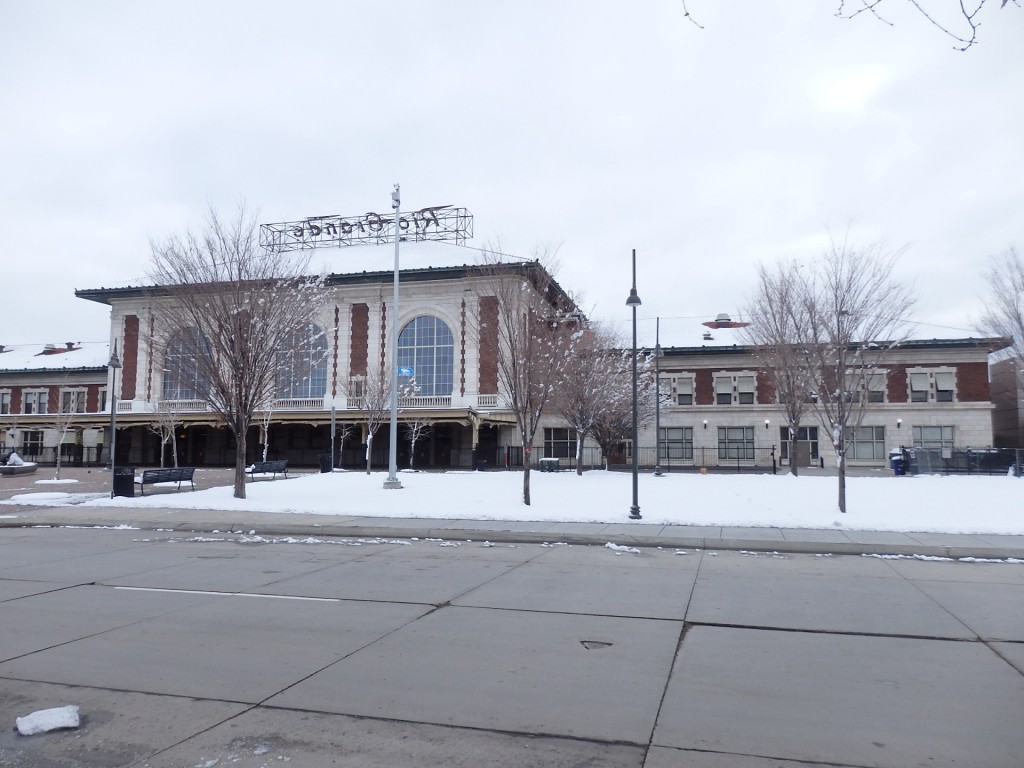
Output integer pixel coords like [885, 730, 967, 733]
[907, 447, 1023, 477]
[493, 446, 781, 473]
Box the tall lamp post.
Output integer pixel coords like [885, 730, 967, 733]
[653, 316, 664, 477]
[626, 249, 642, 520]
[384, 184, 403, 489]
[108, 342, 121, 498]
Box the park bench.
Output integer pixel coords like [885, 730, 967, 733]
[135, 467, 196, 495]
[248, 459, 289, 480]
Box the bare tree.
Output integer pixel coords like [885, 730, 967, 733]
[980, 247, 1024, 382]
[403, 419, 430, 470]
[348, 366, 416, 474]
[148, 205, 324, 499]
[681, 1, 1018, 50]
[554, 324, 639, 475]
[148, 400, 180, 468]
[589, 353, 657, 470]
[473, 253, 580, 505]
[799, 238, 915, 513]
[741, 260, 818, 476]
[46, 384, 79, 481]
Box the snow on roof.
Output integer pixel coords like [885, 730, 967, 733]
[0, 341, 110, 372]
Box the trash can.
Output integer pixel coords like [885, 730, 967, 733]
[112, 466, 135, 498]
[319, 453, 333, 473]
[475, 459, 487, 472]
[891, 457, 905, 476]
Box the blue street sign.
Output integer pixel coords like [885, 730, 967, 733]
[397, 367, 414, 377]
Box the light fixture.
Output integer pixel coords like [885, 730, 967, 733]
[897, 418, 902, 428]
[765, 419, 770, 429]
[703, 420, 708, 429]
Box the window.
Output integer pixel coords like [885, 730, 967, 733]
[714, 373, 757, 405]
[865, 370, 887, 403]
[714, 376, 733, 405]
[0, 391, 10, 414]
[397, 316, 454, 397]
[671, 377, 693, 406]
[99, 388, 108, 412]
[908, 369, 955, 404]
[22, 390, 48, 414]
[60, 389, 86, 413]
[737, 376, 755, 405]
[934, 372, 955, 402]
[909, 372, 930, 403]
[276, 324, 328, 399]
[163, 327, 210, 400]
[348, 377, 365, 399]
[718, 426, 754, 460]
[779, 426, 819, 462]
[913, 425, 954, 451]
[659, 426, 693, 461]
[846, 426, 885, 460]
[21, 430, 43, 455]
[543, 428, 576, 459]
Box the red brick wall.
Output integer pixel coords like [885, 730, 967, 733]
[756, 370, 775, 404]
[887, 365, 909, 403]
[122, 315, 139, 400]
[350, 304, 368, 377]
[694, 370, 714, 405]
[957, 362, 990, 402]
[478, 296, 499, 394]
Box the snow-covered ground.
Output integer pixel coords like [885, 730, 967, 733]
[4, 469, 1021, 536]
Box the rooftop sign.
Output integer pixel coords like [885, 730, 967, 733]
[260, 205, 473, 252]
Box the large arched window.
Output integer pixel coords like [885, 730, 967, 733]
[162, 327, 210, 401]
[276, 324, 327, 399]
[397, 316, 454, 397]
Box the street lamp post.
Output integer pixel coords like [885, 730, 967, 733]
[654, 316, 664, 477]
[108, 342, 121, 498]
[384, 184, 402, 489]
[626, 249, 642, 520]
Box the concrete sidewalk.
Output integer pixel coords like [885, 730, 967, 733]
[2, 466, 1023, 559]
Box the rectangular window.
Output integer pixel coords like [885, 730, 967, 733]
[23, 390, 49, 414]
[934, 372, 955, 402]
[21, 430, 43, 456]
[714, 376, 733, 405]
[674, 377, 693, 406]
[659, 426, 693, 461]
[909, 372, 930, 403]
[543, 428, 577, 459]
[865, 370, 886, 403]
[0, 391, 10, 414]
[99, 388, 108, 412]
[737, 376, 755, 405]
[717, 426, 754, 460]
[913, 425, 954, 451]
[846, 426, 885, 460]
[61, 390, 86, 413]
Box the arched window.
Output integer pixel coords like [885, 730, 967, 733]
[162, 327, 209, 401]
[276, 324, 327, 399]
[398, 316, 454, 397]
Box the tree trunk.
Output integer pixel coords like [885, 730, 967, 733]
[789, 428, 799, 477]
[838, 452, 847, 514]
[171, 431, 179, 468]
[233, 424, 247, 499]
[576, 434, 584, 476]
[365, 433, 373, 475]
[522, 463, 531, 506]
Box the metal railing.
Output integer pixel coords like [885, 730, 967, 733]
[906, 447, 1023, 477]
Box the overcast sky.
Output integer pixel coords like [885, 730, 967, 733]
[2, 1, 1020, 349]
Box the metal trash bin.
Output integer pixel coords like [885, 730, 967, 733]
[112, 466, 135, 498]
[891, 457, 905, 476]
[319, 453, 333, 473]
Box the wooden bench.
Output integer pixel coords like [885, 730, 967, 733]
[135, 467, 196, 495]
[249, 459, 288, 480]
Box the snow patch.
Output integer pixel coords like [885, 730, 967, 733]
[15, 705, 80, 735]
